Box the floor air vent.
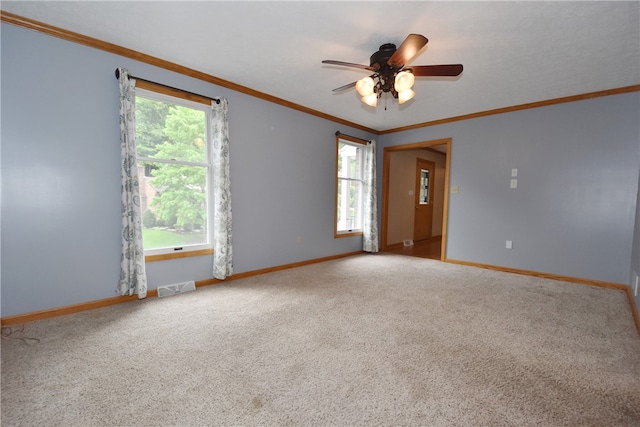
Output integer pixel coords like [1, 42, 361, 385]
[157, 280, 196, 298]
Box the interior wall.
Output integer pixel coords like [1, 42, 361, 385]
[2, 20, 639, 318]
[379, 92, 640, 285]
[0, 23, 375, 317]
[387, 149, 445, 245]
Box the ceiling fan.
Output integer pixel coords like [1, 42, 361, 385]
[322, 34, 463, 107]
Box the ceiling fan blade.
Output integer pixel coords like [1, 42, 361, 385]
[387, 34, 428, 68]
[322, 60, 374, 71]
[332, 81, 358, 92]
[409, 64, 463, 77]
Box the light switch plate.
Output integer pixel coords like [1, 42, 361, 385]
[451, 186, 459, 194]
[511, 168, 518, 177]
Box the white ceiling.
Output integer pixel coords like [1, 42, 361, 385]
[2, 1, 639, 132]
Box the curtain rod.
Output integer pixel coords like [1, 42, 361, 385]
[335, 131, 371, 143]
[114, 68, 220, 104]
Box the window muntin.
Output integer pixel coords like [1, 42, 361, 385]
[336, 138, 365, 236]
[135, 89, 212, 255]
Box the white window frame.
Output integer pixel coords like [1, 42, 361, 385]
[335, 136, 365, 237]
[135, 88, 214, 256]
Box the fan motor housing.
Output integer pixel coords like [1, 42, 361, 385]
[370, 43, 399, 94]
[370, 43, 397, 70]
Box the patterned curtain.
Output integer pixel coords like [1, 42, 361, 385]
[117, 68, 147, 298]
[211, 98, 233, 279]
[363, 139, 379, 252]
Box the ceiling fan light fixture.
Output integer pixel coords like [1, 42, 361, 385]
[362, 93, 378, 107]
[394, 71, 415, 92]
[323, 34, 461, 109]
[397, 89, 415, 104]
[355, 77, 375, 97]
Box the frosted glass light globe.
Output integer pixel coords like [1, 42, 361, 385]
[394, 71, 415, 92]
[398, 89, 415, 104]
[362, 93, 378, 107]
[355, 77, 375, 97]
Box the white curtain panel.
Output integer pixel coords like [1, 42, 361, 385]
[211, 98, 234, 279]
[363, 139, 379, 253]
[117, 68, 148, 298]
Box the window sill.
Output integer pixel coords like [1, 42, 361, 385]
[145, 248, 214, 263]
[335, 231, 363, 238]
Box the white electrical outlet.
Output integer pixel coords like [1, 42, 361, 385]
[510, 179, 518, 189]
[505, 240, 513, 249]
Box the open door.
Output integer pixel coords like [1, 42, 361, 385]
[414, 158, 435, 242]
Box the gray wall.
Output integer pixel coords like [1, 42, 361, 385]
[0, 23, 373, 317]
[379, 93, 640, 285]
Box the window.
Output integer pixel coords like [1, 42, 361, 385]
[335, 136, 366, 236]
[135, 87, 213, 256]
[419, 168, 430, 204]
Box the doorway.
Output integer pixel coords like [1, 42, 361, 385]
[381, 138, 451, 261]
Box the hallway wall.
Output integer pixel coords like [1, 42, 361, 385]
[387, 148, 446, 245]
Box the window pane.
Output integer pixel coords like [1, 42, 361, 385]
[136, 97, 207, 163]
[420, 169, 430, 204]
[337, 178, 363, 232]
[336, 139, 365, 235]
[338, 142, 360, 179]
[139, 162, 208, 250]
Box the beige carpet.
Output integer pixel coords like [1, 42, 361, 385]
[2, 254, 639, 426]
